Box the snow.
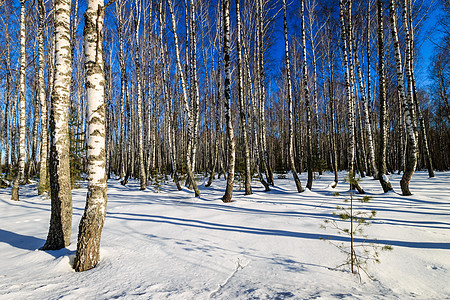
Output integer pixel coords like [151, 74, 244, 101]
[1, 171, 449, 299]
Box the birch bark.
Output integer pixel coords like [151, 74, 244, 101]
[38, 0, 48, 195]
[73, 0, 107, 272]
[43, 0, 73, 249]
[389, 0, 418, 195]
[236, 0, 252, 195]
[134, 0, 146, 190]
[11, 0, 26, 201]
[301, 0, 313, 190]
[116, 0, 126, 180]
[222, 0, 236, 203]
[338, 0, 364, 193]
[168, 0, 200, 197]
[283, 0, 303, 192]
[377, 0, 394, 192]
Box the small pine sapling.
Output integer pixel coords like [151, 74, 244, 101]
[150, 168, 163, 192]
[321, 172, 392, 280]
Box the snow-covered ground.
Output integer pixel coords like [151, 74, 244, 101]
[1, 171, 449, 299]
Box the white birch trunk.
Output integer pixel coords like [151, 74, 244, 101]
[38, 0, 48, 195]
[73, 0, 107, 272]
[301, 0, 313, 190]
[222, 0, 235, 203]
[236, 0, 252, 195]
[377, 0, 394, 192]
[43, 0, 73, 249]
[389, 0, 418, 195]
[11, 0, 26, 201]
[168, 0, 200, 197]
[338, 0, 364, 193]
[283, 0, 303, 193]
[134, 0, 146, 190]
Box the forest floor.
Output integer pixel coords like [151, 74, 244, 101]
[0, 171, 449, 299]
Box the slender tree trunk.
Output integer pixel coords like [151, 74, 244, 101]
[159, 0, 181, 191]
[257, 0, 274, 186]
[43, 0, 73, 249]
[283, 0, 303, 192]
[74, 0, 107, 272]
[222, 0, 235, 203]
[329, 33, 338, 187]
[11, 0, 26, 201]
[400, 0, 419, 195]
[168, 0, 200, 197]
[301, 0, 313, 190]
[366, 0, 378, 179]
[38, 0, 48, 195]
[389, 0, 418, 195]
[236, 0, 252, 195]
[377, 0, 394, 192]
[338, 0, 364, 194]
[189, 0, 200, 179]
[116, 0, 126, 180]
[306, 0, 321, 175]
[350, 6, 377, 180]
[134, 0, 146, 190]
[409, 15, 434, 177]
[206, 15, 222, 188]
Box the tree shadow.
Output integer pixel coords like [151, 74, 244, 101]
[0, 228, 45, 251]
[0, 229, 75, 258]
[106, 213, 450, 250]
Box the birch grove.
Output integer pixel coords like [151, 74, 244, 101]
[0, 0, 448, 272]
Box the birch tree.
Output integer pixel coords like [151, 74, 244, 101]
[256, 0, 274, 186]
[389, 0, 418, 195]
[221, 0, 236, 203]
[283, 0, 303, 192]
[11, 0, 26, 201]
[400, 0, 418, 195]
[116, 0, 127, 180]
[236, 0, 252, 195]
[37, 0, 48, 195]
[301, 0, 313, 190]
[134, 0, 146, 190]
[377, 0, 393, 192]
[168, 0, 200, 197]
[73, 0, 107, 272]
[338, 0, 364, 193]
[43, 0, 73, 249]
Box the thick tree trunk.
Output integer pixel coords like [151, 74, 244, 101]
[43, 0, 73, 249]
[74, 0, 107, 272]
